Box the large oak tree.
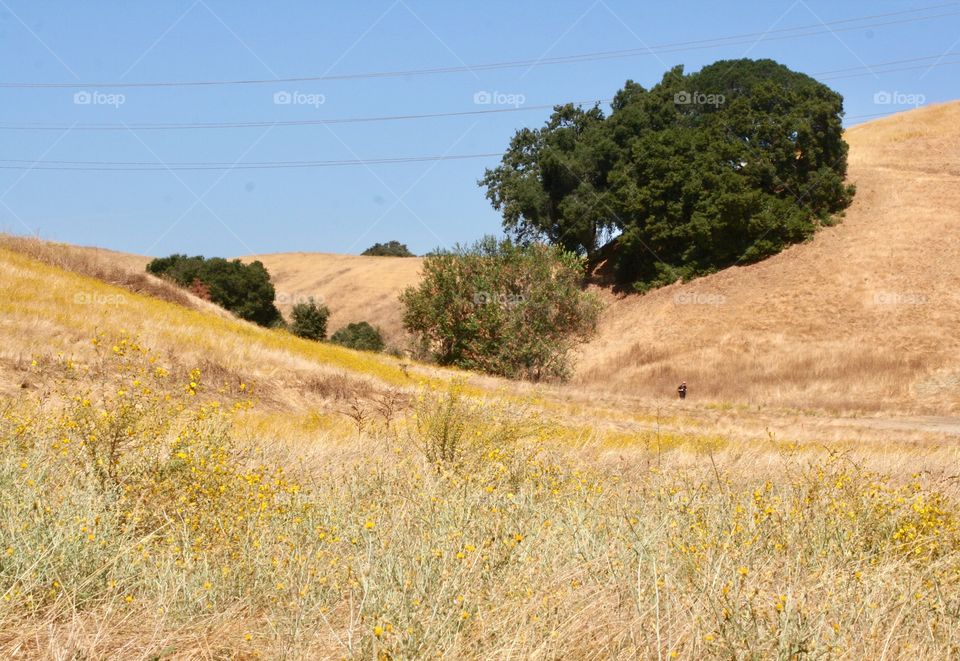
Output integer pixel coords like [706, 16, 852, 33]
[481, 59, 855, 289]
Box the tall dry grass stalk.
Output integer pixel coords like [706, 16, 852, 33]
[1, 336, 958, 659]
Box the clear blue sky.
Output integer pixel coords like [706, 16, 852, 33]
[0, 1, 957, 257]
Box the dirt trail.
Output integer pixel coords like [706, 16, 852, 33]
[837, 415, 960, 436]
[579, 408, 960, 443]
[536, 381, 960, 443]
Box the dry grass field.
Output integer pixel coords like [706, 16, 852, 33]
[1, 104, 959, 659]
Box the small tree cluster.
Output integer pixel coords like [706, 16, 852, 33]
[146, 255, 281, 326]
[362, 240, 415, 257]
[400, 236, 601, 381]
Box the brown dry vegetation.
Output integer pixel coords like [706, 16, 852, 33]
[1, 338, 958, 659]
[0, 235, 232, 320]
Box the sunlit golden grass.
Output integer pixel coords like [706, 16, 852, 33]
[0, 247, 421, 392]
[0, 234, 206, 313]
[2, 338, 958, 659]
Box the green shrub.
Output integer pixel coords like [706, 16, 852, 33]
[400, 236, 601, 381]
[289, 298, 330, 341]
[330, 321, 385, 352]
[409, 384, 537, 474]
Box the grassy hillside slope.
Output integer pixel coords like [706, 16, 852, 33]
[2, 239, 959, 659]
[0, 245, 427, 408]
[244, 252, 423, 346]
[575, 102, 960, 413]
[4, 104, 959, 418]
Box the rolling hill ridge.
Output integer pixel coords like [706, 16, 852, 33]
[4, 102, 957, 414]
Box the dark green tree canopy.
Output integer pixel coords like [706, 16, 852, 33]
[362, 241, 415, 257]
[481, 59, 855, 289]
[330, 321, 385, 352]
[479, 103, 617, 260]
[146, 254, 281, 326]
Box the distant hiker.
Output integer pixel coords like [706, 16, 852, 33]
[677, 382, 687, 400]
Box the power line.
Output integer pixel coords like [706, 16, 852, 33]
[1, 52, 959, 134]
[0, 4, 956, 89]
[0, 93, 943, 172]
[814, 52, 960, 76]
[845, 110, 911, 121]
[0, 99, 612, 131]
[0, 152, 505, 171]
[818, 57, 960, 80]
[0, 52, 955, 172]
[0, 87, 944, 172]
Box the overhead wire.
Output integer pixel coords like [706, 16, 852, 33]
[0, 3, 955, 89]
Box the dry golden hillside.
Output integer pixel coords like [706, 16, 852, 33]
[3, 218, 960, 660]
[0, 235, 234, 320]
[575, 101, 960, 414]
[244, 252, 423, 346]
[3, 103, 958, 419]
[0, 237, 423, 347]
[240, 103, 960, 414]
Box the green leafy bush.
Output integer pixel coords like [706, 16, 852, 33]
[330, 321, 385, 352]
[289, 298, 330, 341]
[146, 254, 281, 326]
[400, 236, 600, 381]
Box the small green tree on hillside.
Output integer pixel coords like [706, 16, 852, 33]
[400, 237, 601, 381]
[330, 322, 385, 352]
[289, 298, 330, 341]
[362, 241, 415, 257]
